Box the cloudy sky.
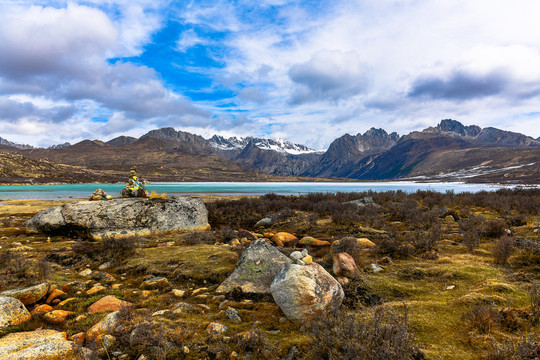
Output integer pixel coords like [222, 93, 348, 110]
[1, 0, 540, 149]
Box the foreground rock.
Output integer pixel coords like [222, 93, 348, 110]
[0, 296, 31, 327]
[26, 196, 210, 239]
[270, 263, 344, 320]
[333, 253, 361, 278]
[0, 283, 50, 305]
[0, 329, 85, 360]
[216, 239, 293, 294]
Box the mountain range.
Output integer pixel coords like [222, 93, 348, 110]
[0, 119, 538, 184]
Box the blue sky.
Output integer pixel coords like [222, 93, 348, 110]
[1, 0, 540, 148]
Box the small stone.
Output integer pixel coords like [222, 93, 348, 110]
[31, 304, 53, 315]
[444, 284, 456, 290]
[139, 277, 170, 290]
[230, 351, 239, 359]
[43, 309, 73, 324]
[369, 263, 384, 273]
[191, 287, 209, 296]
[198, 304, 211, 311]
[75, 315, 87, 322]
[206, 322, 228, 335]
[112, 284, 122, 290]
[152, 310, 170, 317]
[98, 262, 111, 270]
[290, 251, 303, 260]
[225, 307, 241, 323]
[183, 346, 190, 354]
[219, 300, 229, 309]
[46, 289, 66, 304]
[57, 298, 76, 308]
[79, 269, 92, 277]
[86, 286, 105, 295]
[141, 290, 151, 297]
[171, 289, 186, 298]
[301, 255, 313, 265]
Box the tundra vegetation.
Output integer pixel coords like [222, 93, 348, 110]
[0, 188, 538, 359]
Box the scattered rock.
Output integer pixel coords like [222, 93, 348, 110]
[43, 310, 73, 324]
[191, 287, 209, 296]
[0, 296, 32, 327]
[151, 310, 170, 317]
[369, 263, 384, 273]
[171, 289, 186, 298]
[172, 302, 197, 313]
[206, 322, 228, 335]
[79, 269, 92, 277]
[224, 307, 241, 323]
[255, 217, 273, 228]
[333, 253, 361, 278]
[299, 237, 330, 246]
[46, 289, 66, 304]
[57, 298, 76, 308]
[140, 277, 170, 290]
[87, 295, 132, 314]
[31, 304, 53, 315]
[271, 232, 298, 247]
[26, 197, 210, 240]
[356, 238, 376, 248]
[98, 262, 112, 270]
[0, 283, 50, 305]
[444, 285, 456, 290]
[270, 263, 344, 320]
[216, 239, 293, 294]
[86, 286, 105, 295]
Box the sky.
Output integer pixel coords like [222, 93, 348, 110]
[1, 0, 540, 149]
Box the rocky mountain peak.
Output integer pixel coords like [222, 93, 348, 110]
[437, 119, 481, 137]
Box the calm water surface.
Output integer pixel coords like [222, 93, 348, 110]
[0, 182, 527, 200]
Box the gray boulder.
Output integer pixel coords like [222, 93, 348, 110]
[270, 263, 344, 320]
[216, 239, 292, 294]
[26, 197, 210, 239]
[0, 283, 50, 305]
[0, 296, 31, 327]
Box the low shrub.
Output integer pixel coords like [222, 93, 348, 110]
[483, 219, 508, 238]
[306, 307, 423, 360]
[183, 231, 216, 245]
[493, 235, 515, 264]
[487, 335, 540, 360]
[72, 236, 138, 264]
[463, 305, 500, 334]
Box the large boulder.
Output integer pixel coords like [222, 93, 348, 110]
[0, 296, 31, 327]
[26, 196, 210, 239]
[216, 239, 293, 294]
[270, 263, 344, 320]
[0, 329, 85, 360]
[0, 283, 50, 305]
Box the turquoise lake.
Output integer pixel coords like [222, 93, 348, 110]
[0, 182, 528, 200]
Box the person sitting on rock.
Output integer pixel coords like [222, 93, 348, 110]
[121, 167, 148, 198]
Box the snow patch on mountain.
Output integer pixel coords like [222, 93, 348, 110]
[208, 135, 322, 155]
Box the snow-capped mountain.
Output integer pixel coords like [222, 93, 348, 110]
[208, 135, 322, 155]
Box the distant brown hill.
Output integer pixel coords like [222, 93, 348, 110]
[1, 119, 539, 184]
